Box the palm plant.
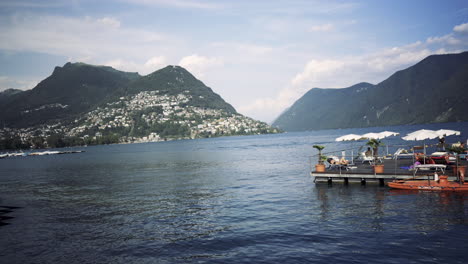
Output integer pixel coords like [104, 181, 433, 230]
[366, 138, 383, 158]
[313, 145, 325, 164]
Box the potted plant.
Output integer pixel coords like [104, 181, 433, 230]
[447, 144, 467, 183]
[313, 145, 326, 172]
[366, 138, 384, 173]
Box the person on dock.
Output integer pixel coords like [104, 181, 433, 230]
[339, 157, 349, 165]
[438, 136, 446, 151]
[365, 147, 372, 157]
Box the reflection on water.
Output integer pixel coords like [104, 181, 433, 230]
[1, 123, 468, 263]
[315, 184, 468, 233]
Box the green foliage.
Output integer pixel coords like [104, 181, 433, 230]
[0, 135, 29, 150]
[31, 136, 45, 149]
[122, 66, 237, 113]
[46, 133, 66, 148]
[366, 138, 383, 148]
[366, 138, 383, 157]
[312, 145, 325, 164]
[0, 62, 282, 150]
[94, 134, 120, 145]
[446, 145, 467, 163]
[313, 145, 325, 151]
[447, 145, 466, 154]
[0, 62, 140, 128]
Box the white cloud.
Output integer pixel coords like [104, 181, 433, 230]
[211, 42, 274, 56]
[291, 59, 344, 86]
[238, 86, 298, 123]
[308, 23, 334, 32]
[179, 54, 223, 78]
[0, 14, 168, 63]
[238, 29, 468, 122]
[453, 22, 468, 33]
[0, 76, 39, 91]
[122, 0, 222, 9]
[104, 59, 131, 70]
[0, 0, 66, 8]
[97, 17, 121, 28]
[144, 56, 167, 70]
[105, 56, 167, 75]
[427, 34, 461, 45]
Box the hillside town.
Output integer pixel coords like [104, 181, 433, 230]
[0, 90, 280, 149]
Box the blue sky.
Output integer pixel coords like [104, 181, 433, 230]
[1, 0, 468, 122]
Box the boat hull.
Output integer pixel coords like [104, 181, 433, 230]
[388, 180, 468, 191]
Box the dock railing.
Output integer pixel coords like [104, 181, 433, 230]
[309, 145, 423, 177]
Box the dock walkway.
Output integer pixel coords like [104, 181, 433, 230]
[311, 158, 467, 184]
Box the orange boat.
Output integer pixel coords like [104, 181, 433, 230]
[388, 175, 468, 191]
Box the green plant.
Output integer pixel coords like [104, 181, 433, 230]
[313, 145, 325, 164]
[366, 138, 383, 157]
[447, 144, 467, 164]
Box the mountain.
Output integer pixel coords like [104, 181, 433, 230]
[0, 62, 278, 149]
[0, 88, 24, 105]
[273, 51, 468, 131]
[0, 63, 238, 128]
[123, 65, 236, 113]
[0, 88, 23, 97]
[0, 62, 140, 127]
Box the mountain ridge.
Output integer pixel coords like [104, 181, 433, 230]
[0, 62, 278, 149]
[0, 62, 236, 128]
[273, 51, 468, 131]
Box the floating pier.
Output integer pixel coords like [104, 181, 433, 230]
[311, 158, 466, 185]
[0, 150, 84, 159]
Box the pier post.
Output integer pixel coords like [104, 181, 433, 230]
[379, 178, 385, 186]
[344, 177, 349, 185]
[327, 177, 332, 185]
[361, 178, 366, 185]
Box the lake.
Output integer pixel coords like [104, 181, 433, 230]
[1, 122, 468, 263]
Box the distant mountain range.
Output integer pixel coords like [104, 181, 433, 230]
[273, 51, 468, 131]
[0, 63, 278, 149]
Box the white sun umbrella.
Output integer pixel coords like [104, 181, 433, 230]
[361, 131, 399, 155]
[435, 129, 460, 138]
[377, 131, 400, 139]
[361, 132, 380, 139]
[402, 129, 439, 155]
[361, 131, 399, 140]
[402, 129, 438, 141]
[335, 134, 363, 142]
[335, 134, 364, 164]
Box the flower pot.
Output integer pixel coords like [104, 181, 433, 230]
[373, 164, 384, 174]
[439, 175, 448, 184]
[315, 164, 326, 172]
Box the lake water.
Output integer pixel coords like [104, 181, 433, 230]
[1, 122, 468, 263]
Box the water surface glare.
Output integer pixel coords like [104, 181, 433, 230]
[1, 123, 468, 263]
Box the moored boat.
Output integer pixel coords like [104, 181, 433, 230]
[388, 175, 468, 191]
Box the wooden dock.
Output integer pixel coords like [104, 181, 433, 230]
[311, 158, 467, 185]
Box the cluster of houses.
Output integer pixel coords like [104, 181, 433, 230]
[1, 90, 279, 147]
